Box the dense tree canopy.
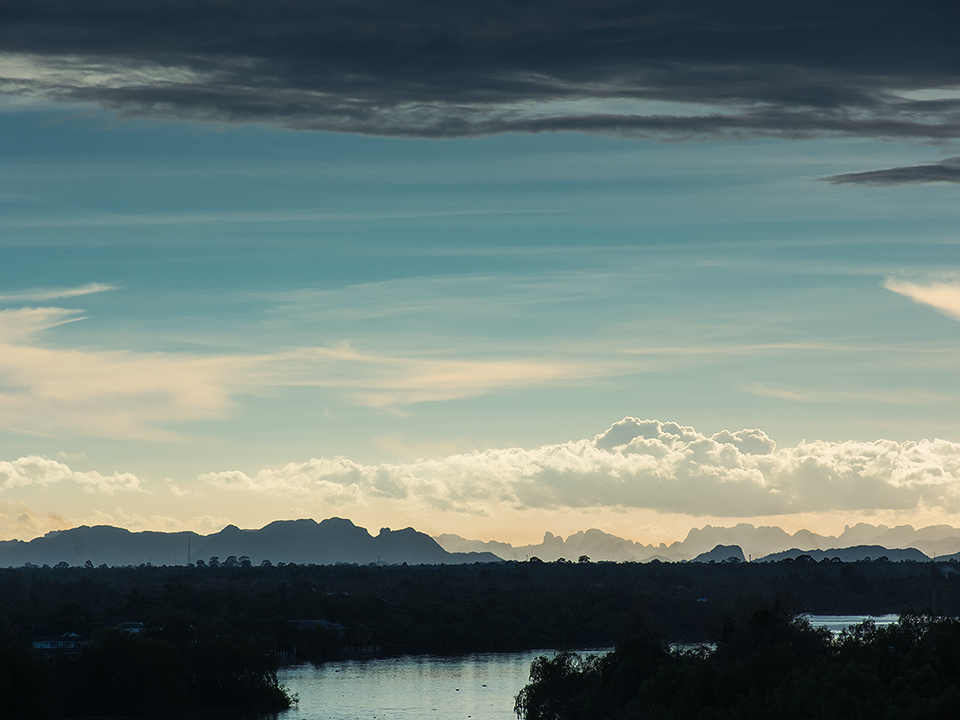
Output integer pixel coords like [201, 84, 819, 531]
[516, 611, 960, 719]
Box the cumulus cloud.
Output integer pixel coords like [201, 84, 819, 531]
[885, 277, 960, 321]
[824, 158, 960, 185]
[0, 456, 141, 494]
[203, 418, 960, 517]
[1, 1, 959, 145]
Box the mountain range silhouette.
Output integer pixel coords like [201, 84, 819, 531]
[436, 522, 960, 563]
[0, 517, 499, 567]
[4, 518, 960, 567]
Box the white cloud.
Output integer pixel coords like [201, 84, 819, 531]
[0, 341, 242, 440]
[203, 418, 960, 517]
[85, 508, 231, 534]
[253, 343, 603, 405]
[0, 283, 117, 303]
[742, 383, 810, 402]
[0, 307, 85, 343]
[0, 501, 232, 541]
[0, 299, 615, 439]
[0, 501, 72, 541]
[0, 456, 141, 494]
[55, 451, 87, 462]
[885, 277, 960, 321]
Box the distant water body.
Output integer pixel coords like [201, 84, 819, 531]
[806, 613, 899, 635]
[276, 615, 897, 720]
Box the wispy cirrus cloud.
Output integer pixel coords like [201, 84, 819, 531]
[203, 417, 960, 517]
[885, 277, 960, 321]
[0, 307, 85, 342]
[0, 299, 241, 440]
[0, 209, 544, 229]
[243, 343, 608, 409]
[0, 342, 244, 441]
[0, 298, 617, 439]
[742, 383, 810, 402]
[742, 382, 953, 406]
[825, 158, 960, 185]
[0, 282, 118, 303]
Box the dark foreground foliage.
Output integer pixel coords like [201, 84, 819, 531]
[0, 627, 291, 718]
[1, 558, 958, 716]
[515, 609, 960, 720]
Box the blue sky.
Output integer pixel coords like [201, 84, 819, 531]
[3, 1, 960, 544]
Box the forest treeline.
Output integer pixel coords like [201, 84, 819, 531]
[515, 610, 960, 719]
[1, 557, 959, 717]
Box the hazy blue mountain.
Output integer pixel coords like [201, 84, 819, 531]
[869, 525, 960, 559]
[0, 517, 500, 567]
[436, 528, 667, 562]
[434, 534, 521, 559]
[437, 522, 960, 563]
[679, 524, 834, 561]
[836, 523, 892, 546]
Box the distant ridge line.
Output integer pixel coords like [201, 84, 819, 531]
[0, 517, 500, 568]
[434, 522, 960, 563]
[5, 518, 960, 568]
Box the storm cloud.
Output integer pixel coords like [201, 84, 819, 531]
[2, 1, 960, 140]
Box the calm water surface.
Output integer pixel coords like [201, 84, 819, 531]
[806, 613, 899, 635]
[276, 650, 585, 720]
[276, 615, 897, 719]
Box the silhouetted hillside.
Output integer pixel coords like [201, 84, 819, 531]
[693, 544, 746, 563]
[759, 545, 930, 563]
[8, 517, 960, 568]
[0, 518, 500, 567]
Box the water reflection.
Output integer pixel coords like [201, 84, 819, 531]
[277, 650, 589, 720]
[805, 613, 899, 635]
[277, 616, 897, 719]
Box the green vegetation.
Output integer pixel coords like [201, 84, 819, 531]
[516, 610, 960, 719]
[0, 557, 958, 716]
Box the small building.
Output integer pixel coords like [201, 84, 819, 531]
[33, 632, 91, 655]
[115, 622, 145, 633]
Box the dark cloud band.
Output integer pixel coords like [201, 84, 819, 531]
[2, 0, 960, 141]
[824, 158, 960, 185]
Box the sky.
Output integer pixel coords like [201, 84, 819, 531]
[3, 0, 960, 545]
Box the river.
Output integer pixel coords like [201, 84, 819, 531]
[276, 649, 562, 720]
[275, 614, 899, 720]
